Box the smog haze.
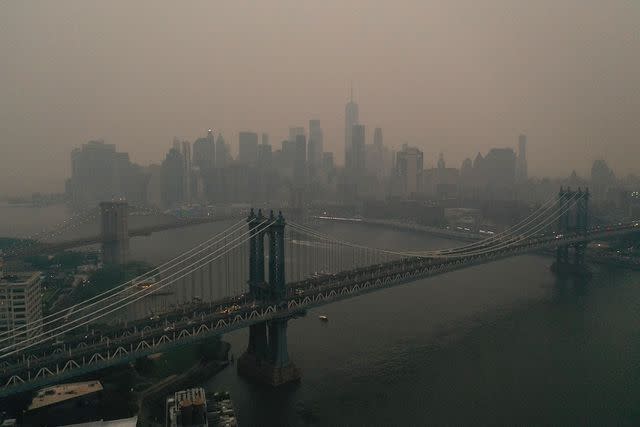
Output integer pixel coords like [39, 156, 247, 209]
[1, 0, 639, 196]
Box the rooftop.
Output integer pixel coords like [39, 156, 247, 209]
[28, 381, 103, 411]
[61, 416, 138, 427]
[0, 271, 40, 285]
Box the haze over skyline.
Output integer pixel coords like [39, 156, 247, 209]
[1, 0, 639, 196]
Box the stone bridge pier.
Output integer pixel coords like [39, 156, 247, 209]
[237, 209, 301, 386]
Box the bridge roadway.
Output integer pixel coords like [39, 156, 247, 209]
[4, 215, 242, 259]
[1, 222, 638, 396]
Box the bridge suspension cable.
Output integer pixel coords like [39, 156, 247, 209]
[288, 191, 583, 263]
[284, 194, 579, 286]
[399, 192, 582, 258]
[0, 220, 253, 349]
[0, 218, 248, 344]
[416, 191, 583, 258]
[2, 193, 586, 356]
[290, 196, 563, 260]
[284, 225, 403, 282]
[289, 201, 557, 257]
[304, 193, 562, 260]
[0, 218, 275, 357]
[406, 193, 563, 256]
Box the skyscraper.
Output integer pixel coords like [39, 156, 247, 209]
[160, 147, 184, 207]
[484, 148, 516, 199]
[294, 134, 307, 181]
[308, 119, 323, 169]
[396, 144, 424, 198]
[516, 134, 528, 182]
[181, 140, 192, 203]
[215, 134, 229, 168]
[351, 124, 366, 173]
[258, 143, 272, 168]
[192, 129, 216, 171]
[373, 127, 383, 147]
[207, 128, 216, 169]
[289, 127, 305, 145]
[344, 87, 359, 168]
[238, 131, 259, 165]
[65, 140, 147, 206]
[366, 127, 392, 182]
[591, 159, 615, 200]
[322, 152, 334, 171]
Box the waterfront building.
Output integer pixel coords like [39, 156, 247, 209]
[0, 270, 42, 346]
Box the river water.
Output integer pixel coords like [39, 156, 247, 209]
[2, 205, 640, 425]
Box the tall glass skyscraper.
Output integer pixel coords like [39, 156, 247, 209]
[344, 86, 359, 169]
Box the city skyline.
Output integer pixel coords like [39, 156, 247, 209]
[2, 116, 628, 200]
[1, 1, 639, 196]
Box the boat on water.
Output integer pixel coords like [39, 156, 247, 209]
[319, 315, 328, 322]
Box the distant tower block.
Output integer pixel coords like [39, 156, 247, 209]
[100, 201, 129, 266]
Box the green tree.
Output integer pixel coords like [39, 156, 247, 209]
[74, 262, 154, 301]
[54, 251, 85, 269]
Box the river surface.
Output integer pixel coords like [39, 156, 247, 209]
[2, 205, 640, 425]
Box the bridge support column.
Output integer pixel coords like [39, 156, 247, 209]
[551, 187, 591, 278]
[240, 209, 271, 369]
[238, 317, 300, 386]
[100, 201, 129, 266]
[267, 212, 286, 301]
[238, 210, 300, 386]
[242, 322, 269, 359]
[248, 209, 267, 297]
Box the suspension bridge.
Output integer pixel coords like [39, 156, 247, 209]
[1, 188, 639, 397]
[1, 203, 242, 261]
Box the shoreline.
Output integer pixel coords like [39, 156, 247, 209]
[136, 341, 231, 426]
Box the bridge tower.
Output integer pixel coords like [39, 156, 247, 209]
[238, 209, 301, 386]
[552, 187, 590, 277]
[100, 201, 129, 266]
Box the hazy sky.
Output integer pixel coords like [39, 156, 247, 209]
[1, 1, 639, 196]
